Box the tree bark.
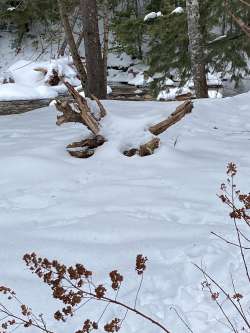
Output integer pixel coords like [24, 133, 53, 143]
[103, 13, 109, 94]
[57, 0, 88, 94]
[186, 0, 208, 98]
[80, 0, 107, 99]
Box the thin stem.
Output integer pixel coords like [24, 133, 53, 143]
[211, 232, 250, 250]
[134, 274, 143, 309]
[64, 276, 172, 333]
[194, 264, 250, 330]
[170, 306, 194, 333]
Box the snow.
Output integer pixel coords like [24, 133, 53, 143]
[0, 92, 250, 333]
[187, 73, 223, 89]
[170, 7, 184, 14]
[144, 11, 162, 22]
[107, 53, 135, 69]
[0, 58, 80, 101]
[157, 87, 191, 101]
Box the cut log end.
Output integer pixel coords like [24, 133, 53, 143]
[139, 137, 160, 156]
[123, 138, 160, 157]
[67, 135, 106, 158]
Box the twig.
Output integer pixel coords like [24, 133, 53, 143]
[170, 306, 194, 333]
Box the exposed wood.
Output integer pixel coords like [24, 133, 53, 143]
[124, 138, 160, 157]
[176, 92, 193, 101]
[47, 69, 61, 86]
[138, 138, 160, 156]
[91, 94, 107, 119]
[55, 100, 82, 125]
[67, 134, 106, 158]
[64, 81, 100, 135]
[68, 149, 95, 158]
[123, 148, 138, 157]
[149, 100, 193, 136]
[67, 135, 106, 149]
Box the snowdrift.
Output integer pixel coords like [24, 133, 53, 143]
[0, 92, 249, 333]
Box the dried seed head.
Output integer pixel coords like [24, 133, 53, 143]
[135, 255, 148, 275]
[104, 318, 121, 332]
[109, 270, 123, 291]
[227, 162, 237, 177]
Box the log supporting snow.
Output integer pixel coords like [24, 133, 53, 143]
[56, 89, 193, 159]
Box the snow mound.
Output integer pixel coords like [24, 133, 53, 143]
[0, 57, 80, 101]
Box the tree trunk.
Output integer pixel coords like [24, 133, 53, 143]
[103, 13, 109, 94]
[80, 0, 107, 99]
[57, 0, 88, 94]
[186, 0, 208, 98]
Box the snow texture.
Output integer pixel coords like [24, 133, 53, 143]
[0, 92, 250, 333]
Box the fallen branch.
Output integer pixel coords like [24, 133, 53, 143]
[149, 100, 193, 135]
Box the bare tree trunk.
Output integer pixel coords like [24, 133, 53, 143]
[80, 0, 107, 99]
[103, 13, 109, 93]
[186, 0, 208, 98]
[57, 0, 89, 94]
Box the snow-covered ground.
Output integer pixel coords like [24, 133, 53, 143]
[0, 93, 250, 333]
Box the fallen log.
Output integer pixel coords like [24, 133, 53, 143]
[149, 100, 193, 135]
